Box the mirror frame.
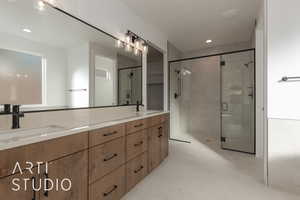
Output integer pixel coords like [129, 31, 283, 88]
[0, 2, 144, 115]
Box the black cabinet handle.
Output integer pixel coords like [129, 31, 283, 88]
[103, 185, 118, 196]
[31, 177, 36, 200]
[103, 131, 118, 137]
[158, 126, 163, 138]
[103, 153, 118, 162]
[134, 141, 144, 147]
[134, 166, 144, 174]
[134, 123, 144, 128]
[44, 172, 49, 197]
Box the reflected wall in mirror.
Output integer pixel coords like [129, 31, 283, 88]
[0, 0, 142, 112]
[147, 46, 164, 110]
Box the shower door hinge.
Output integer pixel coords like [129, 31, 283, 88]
[221, 137, 226, 142]
[220, 61, 226, 66]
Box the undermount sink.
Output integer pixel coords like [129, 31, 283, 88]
[0, 125, 66, 144]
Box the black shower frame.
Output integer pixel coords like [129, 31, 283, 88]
[168, 48, 256, 155]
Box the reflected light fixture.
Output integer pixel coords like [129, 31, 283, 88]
[125, 43, 132, 52]
[206, 39, 212, 44]
[143, 45, 148, 53]
[125, 35, 131, 43]
[134, 48, 139, 56]
[23, 28, 32, 33]
[116, 40, 123, 48]
[134, 40, 140, 49]
[118, 30, 148, 55]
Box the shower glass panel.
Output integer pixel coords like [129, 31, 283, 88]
[170, 56, 221, 142]
[220, 50, 255, 153]
[118, 67, 142, 105]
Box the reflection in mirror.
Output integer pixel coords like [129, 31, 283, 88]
[118, 67, 142, 105]
[0, 0, 142, 112]
[147, 46, 164, 110]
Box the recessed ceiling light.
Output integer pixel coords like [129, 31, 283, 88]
[206, 39, 212, 44]
[23, 28, 32, 33]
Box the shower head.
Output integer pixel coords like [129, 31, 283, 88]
[244, 61, 254, 68]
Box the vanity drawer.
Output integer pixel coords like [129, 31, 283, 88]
[148, 114, 168, 127]
[89, 166, 125, 200]
[126, 152, 148, 192]
[126, 119, 148, 134]
[89, 124, 125, 147]
[0, 132, 88, 178]
[89, 137, 125, 183]
[126, 130, 148, 161]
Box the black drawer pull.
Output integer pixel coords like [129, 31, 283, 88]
[134, 123, 144, 128]
[134, 166, 144, 174]
[44, 173, 49, 197]
[103, 131, 118, 137]
[158, 126, 162, 130]
[158, 134, 163, 138]
[31, 177, 36, 200]
[103, 153, 118, 162]
[103, 185, 118, 197]
[134, 141, 144, 147]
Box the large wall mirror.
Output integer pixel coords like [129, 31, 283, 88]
[0, 0, 142, 113]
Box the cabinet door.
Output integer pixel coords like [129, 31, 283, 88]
[40, 151, 88, 200]
[126, 152, 148, 192]
[161, 122, 169, 161]
[148, 125, 162, 172]
[0, 168, 39, 200]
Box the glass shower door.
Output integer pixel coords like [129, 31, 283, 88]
[220, 51, 255, 153]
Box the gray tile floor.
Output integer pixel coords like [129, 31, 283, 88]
[123, 140, 300, 200]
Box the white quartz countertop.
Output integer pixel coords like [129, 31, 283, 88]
[0, 110, 168, 151]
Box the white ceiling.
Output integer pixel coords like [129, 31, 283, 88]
[122, 0, 261, 52]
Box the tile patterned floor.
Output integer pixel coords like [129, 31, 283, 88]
[122, 139, 300, 200]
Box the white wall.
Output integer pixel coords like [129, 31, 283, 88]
[267, 1, 300, 120]
[67, 44, 89, 107]
[267, 0, 300, 193]
[167, 41, 182, 61]
[0, 32, 68, 107]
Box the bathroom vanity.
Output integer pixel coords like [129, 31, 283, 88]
[0, 112, 169, 200]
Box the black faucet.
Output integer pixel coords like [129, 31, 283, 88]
[136, 101, 140, 112]
[12, 105, 24, 129]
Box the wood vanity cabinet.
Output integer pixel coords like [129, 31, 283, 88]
[126, 152, 148, 192]
[89, 137, 126, 184]
[0, 133, 88, 200]
[148, 115, 169, 172]
[40, 151, 88, 200]
[0, 168, 38, 200]
[0, 113, 169, 200]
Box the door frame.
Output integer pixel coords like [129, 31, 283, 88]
[168, 48, 256, 151]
